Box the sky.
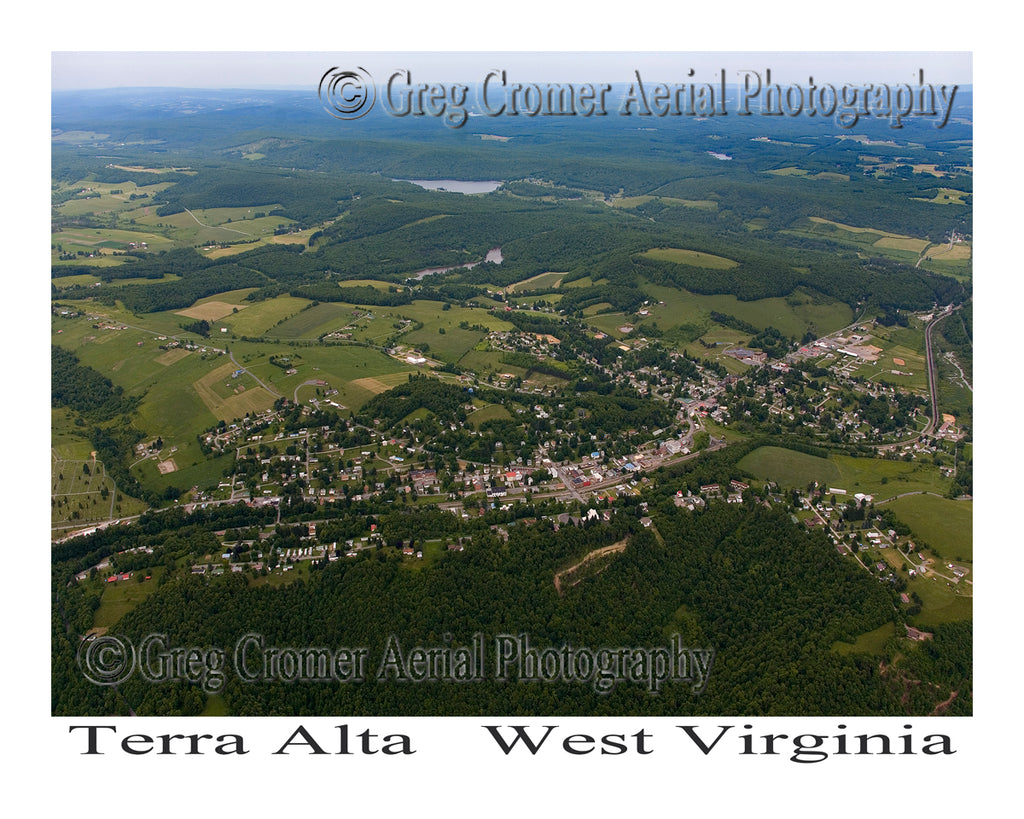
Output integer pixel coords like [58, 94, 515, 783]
[51, 51, 972, 91]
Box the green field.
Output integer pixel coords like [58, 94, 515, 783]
[886, 494, 973, 562]
[52, 305, 417, 497]
[90, 570, 166, 630]
[913, 187, 970, 205]
[832, 622, 896, 656]
[270, 301, 358, 339]
[467, 403, 513, 428]
[908, 571, 973, 627]
[52, 227, 175, 255]
[635, 282, 852, 345]
[209, 295, 309, 338]
[611, 195, 717, 210]
[738, 446, 842, 488]
[738, 446, 951, 501]
[507, 272, 567, 291]
[641, 247, 739, 269]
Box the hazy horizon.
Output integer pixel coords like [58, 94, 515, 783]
[52, 51, 973, 92]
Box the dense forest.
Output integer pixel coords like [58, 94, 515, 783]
[52, 499, 970, 717]
[53, 86, 970, 319]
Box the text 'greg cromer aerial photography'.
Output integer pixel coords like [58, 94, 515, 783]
[52, 52, 972, 720]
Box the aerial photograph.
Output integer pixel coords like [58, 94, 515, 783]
[50, 50, 973, 721]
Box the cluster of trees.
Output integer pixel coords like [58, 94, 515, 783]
[289, 283, 412, 306]
[355, 376, 470, 431]
[52, 346, 136, 418]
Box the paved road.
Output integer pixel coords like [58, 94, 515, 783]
[230, 350, 282, 398]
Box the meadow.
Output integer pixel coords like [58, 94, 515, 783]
[885, 494, 973, 563]
[738, 446, 952, 501]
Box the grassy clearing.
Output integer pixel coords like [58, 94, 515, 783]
[873, 236, 930, 253]
[272, 302, 356, 339]
[908, 572, 972, 627]
[641, 247, 739, 269]
[467, 404, 512, 428]
[832, 622, 896, 656]
[738, 446, 842, 488]
[53, 227, 175, 253]
[805, 217, 912, 239]
[831, 455, 949, 500]
[785, 218, 939, 271]
[51, 410, 99, 461]
[924, 241, 971, 261]
[639, 282, 852, 344]
[218, 296, 311, 337]
[176, 301, 247, 322]
[612, 195, 717, 210]
[90, 572, 165, 630]
[913, 187, 970, 205]
[507, 272, 566, 291]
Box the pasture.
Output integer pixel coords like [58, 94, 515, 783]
[192, 362, 277, 419]
[586, 281, 852, 356]
[737, 446, 951, 501]
[737, 446, 841, 489]
[215, 295, 309, 338]
[467, 404, 513, 428]
[52, 227, 175, 254]
[885, 494, 973, 563]
[908, 572, 972, 627]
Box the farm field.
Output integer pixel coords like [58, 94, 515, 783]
[885, 494, 973, 563]
[913, 187, 970, 205]
[785, 215, 972, 279]
[585, 282, 852, 353]
[52, 227, 175, 255]
[210, 294, 304, 337]
[737, 446, 842, 488]
[51, 408, 99, 461]
[52, 304, 419, 497]
[738, 446, 952, 501]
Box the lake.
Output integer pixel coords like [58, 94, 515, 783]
[397, 179, 503, 194]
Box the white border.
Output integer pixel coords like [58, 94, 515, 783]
[16, 2, 1014, 812]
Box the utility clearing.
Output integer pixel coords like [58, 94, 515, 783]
[554, 539, 628, 595]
